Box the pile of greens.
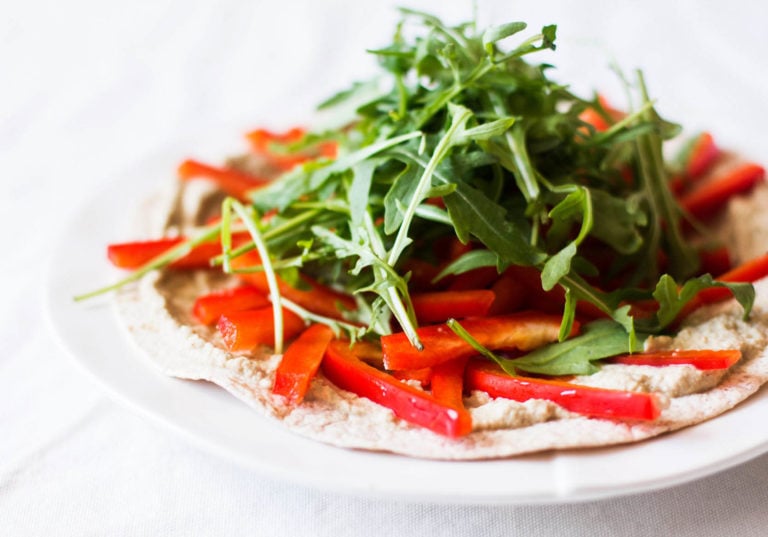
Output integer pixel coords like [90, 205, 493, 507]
[241, 8, 752, 358]
[81, 9, 754, 376]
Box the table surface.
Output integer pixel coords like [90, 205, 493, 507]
[2, 1, 767, 535]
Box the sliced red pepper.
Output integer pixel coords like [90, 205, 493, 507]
[578, 95, 623, 133]
[272, 324, 335, 404]
[217, 307, 306, 352]
[108, 238, 185, 269]
[487, 272, 526, 315]
[178, 159, 272, 200]
[246, 128, 337, 171]
[697, 245, 731, 277]
[107, 238, 216, 269]
[678, 162, 765, 221]
[321, 340, 472, 438]
[246, 127, 306, 151]
[411, 290, 495, 324]
[391, 367, 433, 389]
[579, 107, 611, 132]
[608, 349, 741, 370]
[232, 251, 357, 320]
[107, 233, 250, 270]
[686, 132, 720, 179]
[400, 259, 442, 292]
[381, 312, 576, 371]
[690, 252, 768, 307]
[192, 286, 270, 325]
[430, 357, 469, 410]
[465, 359, 663, 421]
[670, 132, 720, 195]
[447, 266, 498, 291]
[500, 265, 607, 320]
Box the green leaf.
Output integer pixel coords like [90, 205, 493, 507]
[252, 131, 422, 212]
[443, 179, 545, 268]
[652, 274, 755, 329]
[482, 22, 528, 52]
[541, 242, 577, 291]
[589, 190, 646, 254]
[383, 162, 419, 234]
[508, 320, 646, 376]
[348, 159, 379, 226]
[459, 117, 516, 142]
[432, 249, 498, 282]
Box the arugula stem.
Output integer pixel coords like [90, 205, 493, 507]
[364, 213, 422, 349]
[211, 209, 322, 265]
[635, 71, 698, 279]
[446, 319, 517, 376]
[229, 199, 285, 354]
[279, 297, 361, 340]
[73, 224, 222, 301]
[488, 92, 540, 202]
[387, 105, 472, 267]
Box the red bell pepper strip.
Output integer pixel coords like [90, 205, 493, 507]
[578, 95, 623, 133]
[670, 132, 721, 195]
[272, 324, 335, 404]
[177, 159, 272, 200]
[690, 252, 768, 307]
[446, 266, 498, 291]
[579, 107, 611, 132]
[391, 367, 433, 389]
[411, 290, 495, 324]
[500, 265, 607, 320]
[192, 286, 270, 325]
[400, 259, 442, 292]
[487, 272, 526, 315]
[246, 128, 337, 171]
[686, 132, 720, 179]
[697, 245, 731, 277]
[678, 163, 765, 221]
[246, 127, 306, 151]
[108, 238, 185, 269]
[107, 238, 217, 269]
[607, 349, 741, 370]
[321, 340, 473, 438]
[232, 251, 357, 320]
[217, 307, 306, 352]
[107, 232, 251, 270]
[465, 359, 663, 421]
[381, 312, 576, 371]
[716, 251, 768, 283]
[430, 357, 469, 410]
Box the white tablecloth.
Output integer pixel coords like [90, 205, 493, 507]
[2, 1, 767, 535]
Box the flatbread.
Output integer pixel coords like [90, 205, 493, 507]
[113, 181, 768, 460]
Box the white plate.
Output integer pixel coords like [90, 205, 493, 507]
[46, 142, 768, 505]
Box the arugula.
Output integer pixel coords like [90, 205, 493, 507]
[508, 320, 647, 376]
[81, 9, 756, 369]
[447, 318, 646, 376]
[249, 9, 755, 350]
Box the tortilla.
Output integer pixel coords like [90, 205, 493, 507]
[113, 180, 768, 460]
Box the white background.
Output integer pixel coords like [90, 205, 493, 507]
[2, 1, 767, 535]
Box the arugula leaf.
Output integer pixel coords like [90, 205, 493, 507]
[508, 320, 646, 376]
[432, 250, 498, 282]
[651, 274, 755, 329]
[482, 22, 528, 55]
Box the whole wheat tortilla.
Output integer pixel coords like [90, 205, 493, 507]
[113, 181, 768, 460]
